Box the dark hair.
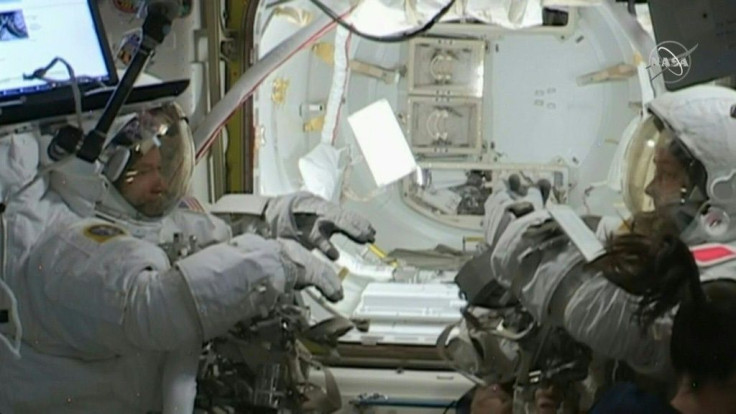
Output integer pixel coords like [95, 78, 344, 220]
[671, 280, 736, 386]
[594, 232, 736, 386]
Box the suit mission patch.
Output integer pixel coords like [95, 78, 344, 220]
[83, 224, 128, 243]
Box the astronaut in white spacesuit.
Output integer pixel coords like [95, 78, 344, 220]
[0, 102, 375, 413]
[479, 84, 736, 383]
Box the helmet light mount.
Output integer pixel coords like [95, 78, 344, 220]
[47, 0, 184, 163]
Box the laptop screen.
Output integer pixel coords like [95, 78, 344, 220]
[0, 0, 116, 98]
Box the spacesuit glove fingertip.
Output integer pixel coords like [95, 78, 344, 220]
[326, 289, 344, 303]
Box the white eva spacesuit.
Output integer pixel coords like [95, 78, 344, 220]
[0, 102, 375, 413]
[478, 84, 736, 381]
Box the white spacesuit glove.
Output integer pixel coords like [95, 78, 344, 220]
[483, 175, 549, 246]
[277, 238, 344, 302]
[264, 191, 376, 260]
[227, 233, 344, 303]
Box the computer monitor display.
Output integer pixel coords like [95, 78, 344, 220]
[0, 0, 116, 98]
[648, 0, 736, 90]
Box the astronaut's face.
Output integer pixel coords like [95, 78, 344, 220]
[645, 131, 690, 214]
[471, 384, 512, 414]
[118, 147, 169, 217]
[534, 384, 562, 414]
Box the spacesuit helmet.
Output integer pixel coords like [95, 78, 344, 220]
[100, 102, 195, 220]
[645, 85, 736, 241]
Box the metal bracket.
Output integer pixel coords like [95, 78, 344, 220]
[349, 60, 400, 84]
[577, 63, 637, 86]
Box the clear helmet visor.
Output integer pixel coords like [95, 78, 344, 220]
[108, 102, 194, 218]
[623, 114, 707, 234]
[622, 116, 660, 216]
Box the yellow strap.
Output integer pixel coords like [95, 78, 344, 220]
[368, 243, 399, 268]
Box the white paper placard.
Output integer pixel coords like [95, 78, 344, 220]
[348, 99, 417, 187]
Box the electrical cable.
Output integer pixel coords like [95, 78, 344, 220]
[442, 398, 459, 414]
[23, 57, 84, 129]
[627, 0, 636, 15]
[308, 0, 457, 43]
[266, 0, 297, 8]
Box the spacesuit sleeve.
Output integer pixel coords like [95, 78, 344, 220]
[564, 277, 673, 378]
[487, 211, 673, 378]
[488, 210, 551, 290]
[169, 208, 233, 247]
[175, 233, 288, 340]
[126, 233, 289, 347]
[32, 223, 288, 354]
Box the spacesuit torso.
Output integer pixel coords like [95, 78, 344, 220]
[0, 201, 293, 413]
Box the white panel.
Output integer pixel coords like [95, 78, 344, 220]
[489, 34, 609, 166]
[353, 283, 465, 322]
[348, 99, 417, 188]
[335, 282, 466, 346]
[310, 367, 474, 414]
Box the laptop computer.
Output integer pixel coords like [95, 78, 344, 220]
[0, 0, 188, 127]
